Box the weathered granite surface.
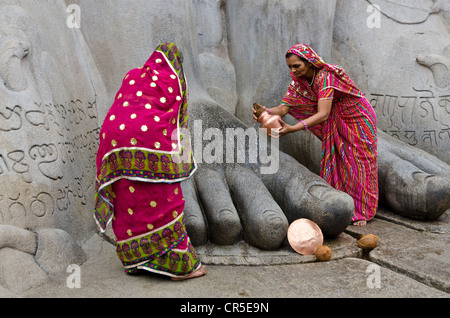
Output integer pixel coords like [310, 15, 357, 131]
[334, 0, 450, 164]
[0, 0, 449, 296]
[7, 213, 450, 298]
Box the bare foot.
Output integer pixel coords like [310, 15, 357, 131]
[170, 265, 207, 281]
[352, 220, 367, 226]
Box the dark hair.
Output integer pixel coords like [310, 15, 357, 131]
[285, 52, 308, 64]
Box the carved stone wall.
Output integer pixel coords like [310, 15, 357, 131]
[0, 1, 107, 242]
[333, 0, 450, 164]
[0, 1, 449, 294]
[1, 0, 448, 243]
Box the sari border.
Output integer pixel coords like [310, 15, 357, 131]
[93, 162, 197, 234]
[122, 232, 186, 269]
[98, 159, 197, 191]
[136, 260, 202, 278]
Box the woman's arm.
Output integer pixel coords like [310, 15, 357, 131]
[252, 104, 290, 122]
[266, 104, 291, 117]
[278, 99, 333, 136]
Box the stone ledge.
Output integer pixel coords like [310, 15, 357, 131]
[375, 208, 450, 234]
[345, 216, 450, 293]
[196, 232, 360, 266]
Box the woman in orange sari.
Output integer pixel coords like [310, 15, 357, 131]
[95, 42, 206, 280]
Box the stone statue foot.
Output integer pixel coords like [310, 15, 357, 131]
[183, 160, 355, 250]
[378, 130, 450, 220]
[225, 165, 289, 249]
[181, 102, 355, 251]
[0, 224, 87, 294]
[183, 165, 289, 250]
[260, 152, 355, 237]
[279, 126, 450, 223]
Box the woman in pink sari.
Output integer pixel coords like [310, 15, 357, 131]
[254, 44, 378, 226]
[95, 42, 206, 280]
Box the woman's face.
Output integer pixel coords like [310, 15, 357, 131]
[286, 54, 310, 78]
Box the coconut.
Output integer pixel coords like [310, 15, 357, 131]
[315, 245, 332, 262]
[357, 234, 378, 250]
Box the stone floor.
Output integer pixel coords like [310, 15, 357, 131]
[2, 208, 449, 303]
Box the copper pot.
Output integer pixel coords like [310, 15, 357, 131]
[258, 111, 282, 138]
[287, 218, 324, 255]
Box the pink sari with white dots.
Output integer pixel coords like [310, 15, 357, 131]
[95, 43, 200, 277]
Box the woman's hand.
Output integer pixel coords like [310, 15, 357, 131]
[277, 119, 296, 137]
[252, 105, 259, 122]
[252, 104, 266, 122]
[252, 104, 291, 123]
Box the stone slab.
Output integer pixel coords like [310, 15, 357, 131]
[195, 232, 359, 266]
[14, 232, 449, 299]
[345, 216, 450, 293]
[376, 208, 450, 234]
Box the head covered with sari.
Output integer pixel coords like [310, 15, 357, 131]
[94, 42, 197, 232]
[285, 43, 362, 98]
